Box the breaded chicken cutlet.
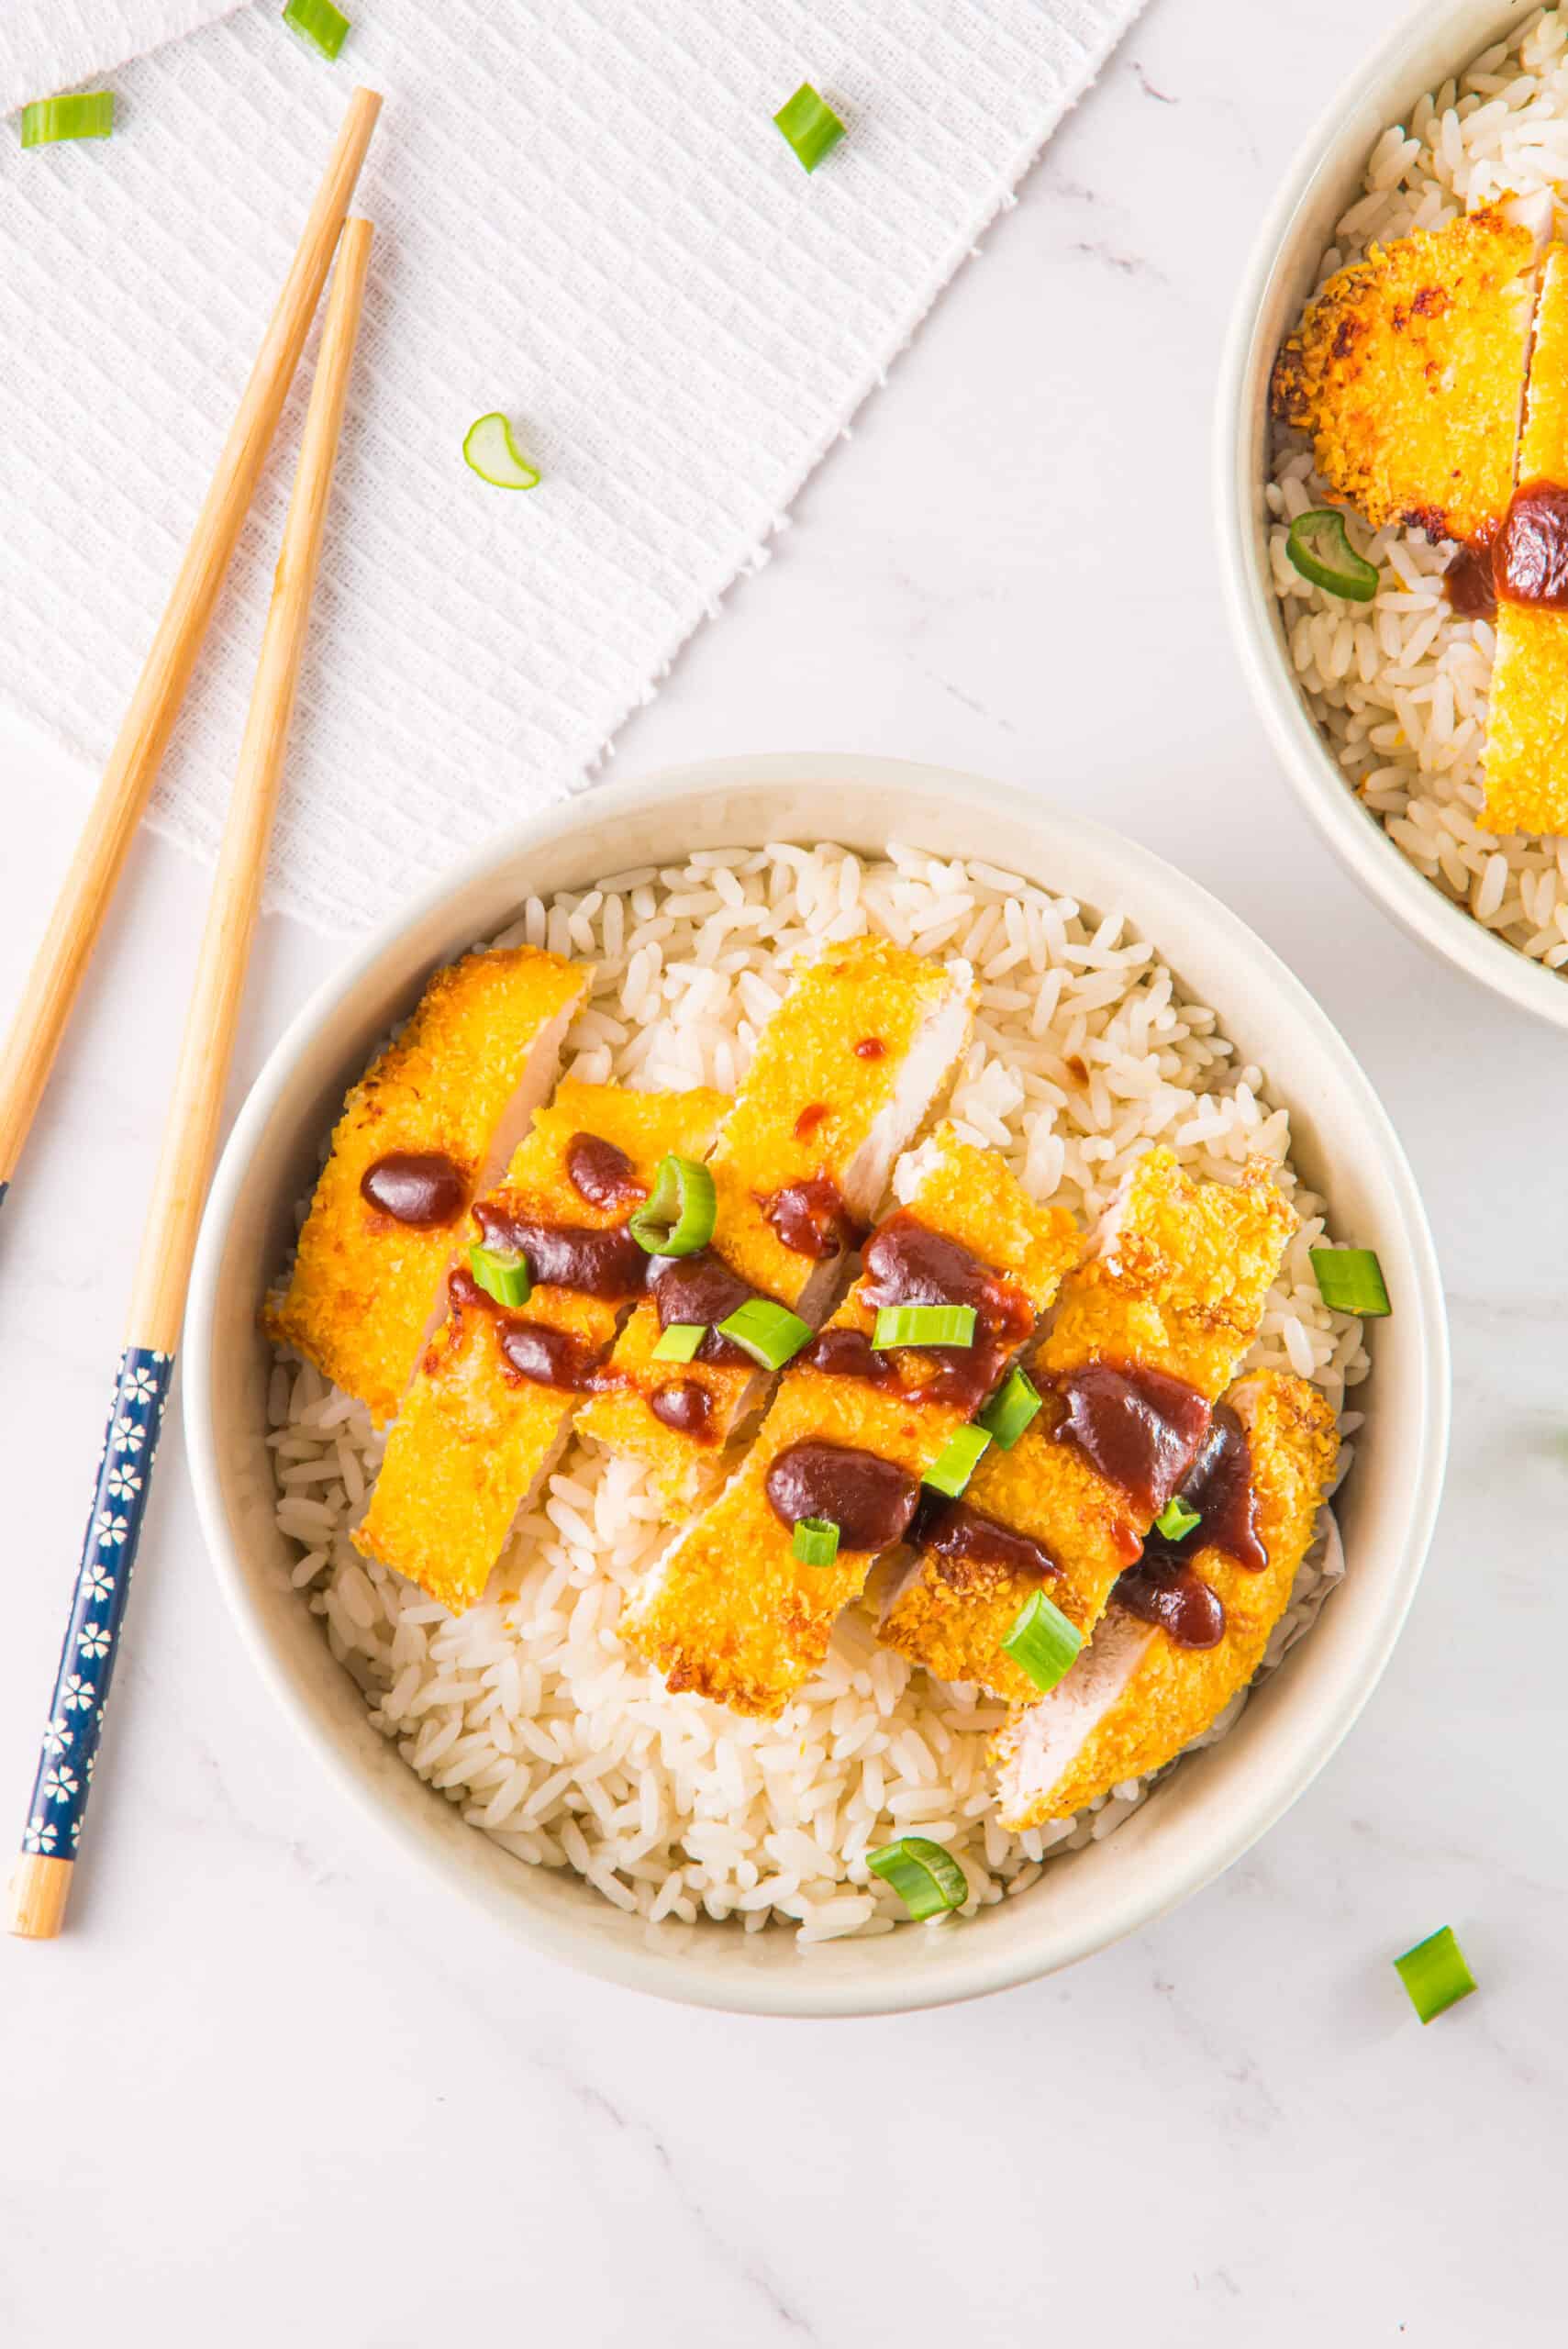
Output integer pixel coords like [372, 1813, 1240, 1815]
[265, 949, 590, 1427]
[991, 1370, 1339, 1829]
[1484, 243, 1568, 834]
[353, 1081, 727, 1613]
[577, 934, 974, 1514]
[618, 1127, 1080, 1719]
[1272, 204, 1539, 548]
[878, 1146, 1296, 1703]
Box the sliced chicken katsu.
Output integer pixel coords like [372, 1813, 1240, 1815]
[1484, 243, 1568, 834]
[351, 1081, 728, 1613]
[577, 934, 973, 1514]
[1271, 205, 1538, 548]
[878, 1146, 1296, 1703]
[266, 949, 590, 1427]
[991, 1370, 1339, 1830]
[618, 1128, 1079, 1718]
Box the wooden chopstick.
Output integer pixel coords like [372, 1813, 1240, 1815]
[0, 86, 381, 1211]
[7, 219, 375, 1944]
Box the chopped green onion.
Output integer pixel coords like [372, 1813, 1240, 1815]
[1002, 1589, 1083, 1695]
[20, 94, 115, 148]
[462, 412, 541, 492]
[468, 1242, 530, 1308]
[1153, 1495, 1202, 1542]
[872, 1303, 976, 1350]
[1309, 1247, 1391, 1317]
[628, 1154, 717, 1257]
[716, 1297, 813, 1371]
[868, 1835, 967, 1920]
[1394, 1925, 1476, 2024]
[652, 1322, 706, 1364]
[773, 83, 846, 173]
[924, 1425, 991, 1499]
[979, 1366, 1042, 1450]
[792, 1516, 840, 1566]
[1286, 509, 1380, 603]
[282, 0, 350, 61]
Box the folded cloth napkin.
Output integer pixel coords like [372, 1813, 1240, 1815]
[0, 0, 1144, 931]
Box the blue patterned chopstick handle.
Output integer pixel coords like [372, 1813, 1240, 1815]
[19, 1347, 173, 1867]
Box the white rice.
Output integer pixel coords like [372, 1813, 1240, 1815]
[1269, 5, 1568, 974]
[267, 842, 1367, 1943]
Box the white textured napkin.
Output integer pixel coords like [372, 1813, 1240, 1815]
[1, 0, 1143, 931]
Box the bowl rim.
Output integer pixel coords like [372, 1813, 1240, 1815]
[183, 752, 1451, 2015]
[1213, 0, 1568, 1034]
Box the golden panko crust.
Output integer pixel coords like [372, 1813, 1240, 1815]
[1484, 243, 1568, 836]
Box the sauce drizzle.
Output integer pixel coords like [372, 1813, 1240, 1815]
[860, 1212, 1035, 1414]
[361, 1151, 468, 1230]
[920, 1498, 1061, 1585]
[650, 1380, 714, 1439]
[1053, 1361, 1211, 1520]
[764, 1441, 920, 1553]
[762, 1174, 859, 1261]
[473, 1202, 648, 1301]
[565, 1132, 644, 1213]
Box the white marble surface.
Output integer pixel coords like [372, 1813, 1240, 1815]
[2, 1, 1562, 2338]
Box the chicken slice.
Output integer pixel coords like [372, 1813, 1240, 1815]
[1484, 242, 1568, 834]
[352, 1080, 728, 1613]
[618, 1128, 1079, 1719]
[265, 949, 590, 1427]
[990, 1370, 1339, 1830]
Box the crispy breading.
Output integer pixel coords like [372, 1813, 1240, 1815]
[620, 1130, 1079, 1718]
[578, 935, 973, 1513]
[1484, 243, 1568, 834]
[265, 949, 589, 1426]
[1272, 205, 1537, 547]
[991, 1371, 1340, 1829]
[352, 1082, 727, 1613]
[879, 1147, 1296, 1700]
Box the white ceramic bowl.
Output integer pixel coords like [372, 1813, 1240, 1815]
[184, 754, 1449, 2016]
[1216, 0, 1568, 1031]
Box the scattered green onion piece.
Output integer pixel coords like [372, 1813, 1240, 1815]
[1002, 1589, 1083, 1695]
[19, 94, 115, 148]
[979, 1366, 1042, 1450]
[1153, 1494, 1202, 1542]
[1394, 1925, 1476, 2024]
[468, 1242, 530, 1308]
[282, 0, 350, 61]
[923, 1425, 992, 1499]
[792, 1516, 840, 1566]
[652, 1322, 706, 1364]
[773, 82, 846, 173]
[1309, 1246, 1391, 1318]
[462, 411, 541, 492]
[1286, 508, 1380, 603]
[716, 1297, 813, 1371]
[871, 1303, 976, 1350]
[628, 1154, 717, 1258]
[868, 1835, 967, 1920]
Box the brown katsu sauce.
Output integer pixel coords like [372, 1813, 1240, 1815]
[765, 1441, 920, 1553]
[793, 1102, 830, 1141]
[1444, 534, 1497, 619]
[650, 1380, 714, 1438]
[1178, 1403, 1265, 1571]
[921, 1499, 1061, 1584]
[496, 1318, 605, 1392]
[1053, 1361, 1211, 1520]
[565, 1132, 644, 1213]
[801, 1326, 897, 1387]
[648, 1249, 762, 1367]
[1114, 1553, 1226, 1649]
[473, 1202, 648, 1301]
[853, 1037, 886, 1061]
[1494, 479, 1568, 608]
[762, 1174, 859, 1260]
[361, 1151, 467, 1229]
[859, 1211, 1035, 1415]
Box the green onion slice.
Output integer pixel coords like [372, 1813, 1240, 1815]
[872, 1303, 976, 1350]
[1394, 1925, 1476, 2024]
[1309, 1247, 1391, 1318]
[979, 1366, 1042, 1450]
[468, 1242, 531, 1308]
[1002, 1589, 1083, 1695]
[792, 1516, 840, 1566]
[282, 0, 350, 61]
[868, 1835, 967, 1920]
[20, 94, 115, 147]
[716, 1297, 813, 1371]
[1153, 1494, 1202, 1542]
[923, 1425, 992, 1499]
[773, 83, 846, 173]
[1286, 509, 1380, 603]
[462, 412, 541, 493]
[652, 1322, 706, 1364]
[628, 1154, 717, 1257]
